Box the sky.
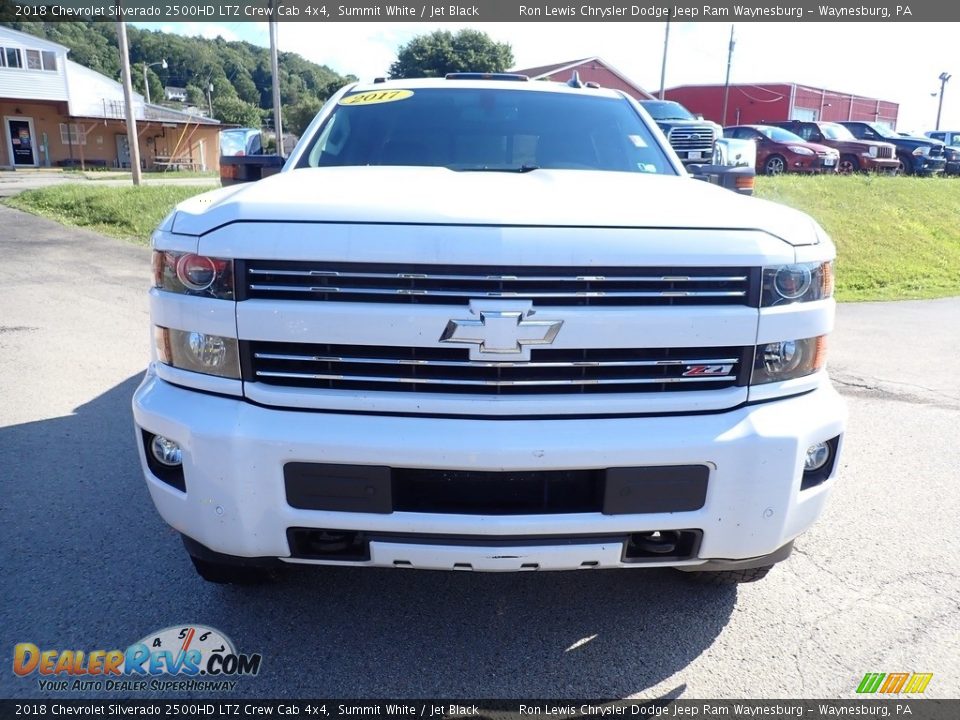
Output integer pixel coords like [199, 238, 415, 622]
[136, 21, 958, 133]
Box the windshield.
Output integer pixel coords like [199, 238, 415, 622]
[865, 122, 897, 138]
[640, 100, 696, 121]
[298, 88, 675, 175]
[756, 126, 805, 143]
[220, 129, 261, 157]
[820, 123, 856, 141]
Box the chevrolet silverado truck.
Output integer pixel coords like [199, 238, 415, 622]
[134, 76, 846, 585]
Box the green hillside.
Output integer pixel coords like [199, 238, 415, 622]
[3, 21, 355, 133]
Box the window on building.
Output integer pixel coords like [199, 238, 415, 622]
[59, 123, 87, 146]
[41, 51, 57, 71]
[26, 49, 42, 70]
[4, 47, 23, 69]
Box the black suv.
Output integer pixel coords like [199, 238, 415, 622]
[839, 122, 946, 176]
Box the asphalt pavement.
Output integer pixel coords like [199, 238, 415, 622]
[1, 205, 958, 699]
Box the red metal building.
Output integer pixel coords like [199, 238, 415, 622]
[512, 57, 656, 101]
[664, 83, 899, 129]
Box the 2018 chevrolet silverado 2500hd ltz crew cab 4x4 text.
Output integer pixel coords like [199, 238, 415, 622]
[134, 76, 846, 585]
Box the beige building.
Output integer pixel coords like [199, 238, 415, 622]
[0, 25, 220, 171]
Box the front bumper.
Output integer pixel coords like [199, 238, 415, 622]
[861, 156, 900, 172]
[790, 155, 837, 173]
[133, 371, 846, 571]
[910, 156, 946, 175]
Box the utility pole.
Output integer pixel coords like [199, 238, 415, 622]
[116, 16, 142, 185]
[207, 82, 214, 117]
[269, 13, 284, 156]
[935, 72, 951, 131]
[721, 24, 735, 127]
[658, 20, 670, 100]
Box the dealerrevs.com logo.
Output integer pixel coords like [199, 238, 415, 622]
[13, 625, 262, 692]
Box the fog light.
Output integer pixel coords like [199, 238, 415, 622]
[804, 441, 831, 472]
[150, 435, 182, 466]
[186, 332, 227, 369]
[763, 339, 802, 375]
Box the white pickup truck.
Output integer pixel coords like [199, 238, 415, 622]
[134, 75, 846, 585]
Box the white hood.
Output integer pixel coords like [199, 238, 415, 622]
[172, 166, 819, 246]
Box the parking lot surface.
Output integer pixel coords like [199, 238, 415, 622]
[1, 205, 958, 699]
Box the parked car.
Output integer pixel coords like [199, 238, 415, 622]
[640, 100, 722, 166]
[925, 130, 960, 147]
[770, 120, 899, 174]
[941, 143, 960, 176]
[925, 132, 960, 175]
[839, 122, 946, 176]
[137, 76, 844, 585]
[724, 125, 838, 175]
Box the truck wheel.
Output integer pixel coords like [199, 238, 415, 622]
[681, 565, 773, 585]
[189, 556, 275, 585]
[763, 155, 786, 175]
[897, 154, 912, 176]
[838, 155, 859, 174]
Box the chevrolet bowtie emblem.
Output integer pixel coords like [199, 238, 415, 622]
[440, 308, 563, 360]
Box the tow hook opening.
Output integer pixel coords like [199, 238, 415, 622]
[287, 529, 370, 562]
[623, 529, 702, 562]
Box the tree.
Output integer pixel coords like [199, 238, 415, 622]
[185, 85, 206, 108]
[389, 30, 513, 79]
[284, 97, 324, 137]
[212, 96, 262, 128]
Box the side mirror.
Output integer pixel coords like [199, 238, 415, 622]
[688, 138, 756, 196]
[712, 138, 756, 169]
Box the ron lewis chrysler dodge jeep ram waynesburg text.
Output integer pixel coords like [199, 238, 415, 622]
[133, 76, 846, 585]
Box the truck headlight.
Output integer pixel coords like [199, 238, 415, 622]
[154, 327, 241, 379]
[153, 251, 234, 299]
[761, 261, 833, 306]
[912, 146, 929, 156]
[751, 336, 827, 385]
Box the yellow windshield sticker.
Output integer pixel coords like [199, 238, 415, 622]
[340, 90, 414, 106]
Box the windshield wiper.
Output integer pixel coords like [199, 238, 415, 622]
[454, 165, 540, 173]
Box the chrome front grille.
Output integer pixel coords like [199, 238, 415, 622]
[667, 126, 715, 151]
[877, 146, 894, 159]
[243, 342, 750, 395]
[242, 262, 752, 307]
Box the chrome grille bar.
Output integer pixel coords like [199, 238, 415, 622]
[245, 341, 746, 395]
[254, 352, 739, 369]
[244, 262, 754, 307]
[248, 268, 748, 283]
[248, 284, 746, 299]
[254, 371, 734, 387]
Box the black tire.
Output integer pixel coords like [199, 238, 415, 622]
[190, 556, 275, 585]
[681, 565, 773, 585]
[838, 154, 859, 174]
[897, 154, 912, 176]
[763, 154, 787, 176]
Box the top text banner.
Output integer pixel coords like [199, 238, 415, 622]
[1, 0, 953, 22]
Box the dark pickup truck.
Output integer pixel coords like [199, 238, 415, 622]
[839, 122, 946, 176]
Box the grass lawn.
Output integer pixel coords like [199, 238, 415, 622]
[6, 175, 959, 302]
[6, 183, 215, 243]
[80, 170, 220, 180]
[756, 174, 960, 301]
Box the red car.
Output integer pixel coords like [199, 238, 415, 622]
[724, 125, 840, 175]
